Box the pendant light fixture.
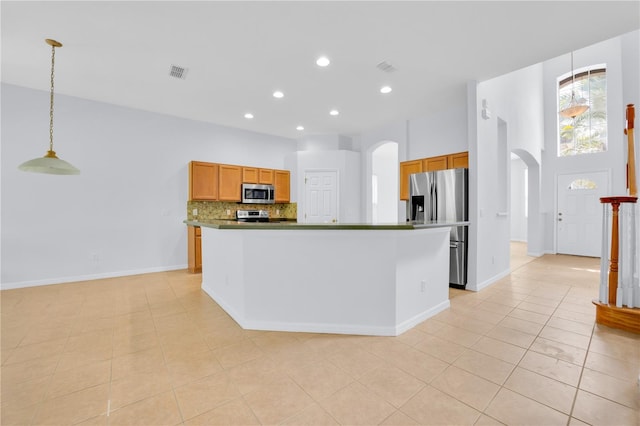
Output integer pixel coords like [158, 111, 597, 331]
[18, 39, 80, 175]
[559, 51, 590, 119]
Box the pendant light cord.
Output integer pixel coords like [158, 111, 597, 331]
[570, 52, 576, 98]
[49, 43, 56, 153]
[18, 38, 79, 174]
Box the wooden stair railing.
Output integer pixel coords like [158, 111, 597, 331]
[593, 196, 639, 333]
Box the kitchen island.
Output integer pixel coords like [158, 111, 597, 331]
[185, 220, 453, 336]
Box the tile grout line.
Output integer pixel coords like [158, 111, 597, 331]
[26, 309, 78, 426]
[566, 320, 597, 425]
[469, 289, 530, 423]
[106, 296, 117, 426]
[525, 282, 592, 425]
[4, 254, 625, 425]
[475, 280, 584, 423]
[149, 277, 188, 425]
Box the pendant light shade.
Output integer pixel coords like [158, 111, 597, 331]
[18, 39, 80, 175]
[559, 51, 590, 119]
[18, 150, 80, 175]
[559, 102, 590, 119]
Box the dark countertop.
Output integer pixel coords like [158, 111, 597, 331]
[184, 219, 467, 230]
[412, 221, 470, 229]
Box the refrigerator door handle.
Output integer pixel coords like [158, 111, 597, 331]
[429, 182, 435, 221]
[433, 183, 438, 221]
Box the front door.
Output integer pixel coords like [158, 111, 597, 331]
[304, 170, 338, 223]
[557, 171, 609, 257]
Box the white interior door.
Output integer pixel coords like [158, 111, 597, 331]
[557, 171, 608, 257]
[305, 170, 338, 223]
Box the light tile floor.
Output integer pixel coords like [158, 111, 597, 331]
[1, 243, 639, 425]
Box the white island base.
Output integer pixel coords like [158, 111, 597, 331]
[201, 226, 451, 336]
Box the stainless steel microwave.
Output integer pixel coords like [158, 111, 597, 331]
[241, 183, 275, 204]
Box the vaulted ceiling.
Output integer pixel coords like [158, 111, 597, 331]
[2, 1, 639, 139]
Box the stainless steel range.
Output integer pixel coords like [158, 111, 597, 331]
[236, 209, 269, 222]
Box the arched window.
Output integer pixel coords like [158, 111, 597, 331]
[557, 66, 607, 157]
[568, 178, 597, 190]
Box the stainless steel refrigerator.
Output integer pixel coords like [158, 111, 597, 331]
[409, 168, 469, 288]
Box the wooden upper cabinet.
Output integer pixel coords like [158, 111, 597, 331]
[258, 169, 275, 184]
[448, 151, 469, 169]
[242, 167, 275, 184]
[274, 170, 290, 203]
[189, 161, 218, 201]
[218, 164, 242, 201]
[190, 161, 290, 203]
[400, 160, 423, 201]
[242, 167, 259, 183]
[423, 155, 448, 172]
[400, 151, 469, 200]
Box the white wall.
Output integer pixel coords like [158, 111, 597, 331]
[408, 103, 469, 159]
[621, 31, 640, 127]
[1, 83, 297, 288]
[358, 102, 470, 224]
[470, 31, 637, 290]
[472, 62, 545, 290]
[510, 157, 528, 242]
[359, 121, 409, 222]
[297, 134, 353, 152]
[620, 31, 640, 281]
[288, 150, 361, 223]
[6, 30, 637, 291]
[372, 142, 398, 223]
[541, 35, 630, 253]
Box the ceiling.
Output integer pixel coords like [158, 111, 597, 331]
[2, 1, 639, 140]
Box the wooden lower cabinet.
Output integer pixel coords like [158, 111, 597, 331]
[218, 164, 242, 201]
[400, 160, 423, 201]
[187, 226, 201, 273]
[274, 170, 290, 203]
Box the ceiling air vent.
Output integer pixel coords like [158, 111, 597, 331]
[169, 64, 188, 80]
[376, 61, 397, 73]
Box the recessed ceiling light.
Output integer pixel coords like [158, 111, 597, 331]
[273, 91, 284, 98]
[316, 56, 330, 67]
[380, 86, 392, 94]
[329, 109, 339, 116]
[244, 113, 254, 119]
[296, 125, 304, 131]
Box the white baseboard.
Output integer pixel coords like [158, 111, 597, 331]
[1, 264, 188, 290]
[394, 300, 451, 335]
[527, 251, 544, 257]
[466, 268, 510, 292]
[203, 282, 451, 337]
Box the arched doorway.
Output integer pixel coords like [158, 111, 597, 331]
[511, 148, 543, 258]
[371, 142, 398, 223]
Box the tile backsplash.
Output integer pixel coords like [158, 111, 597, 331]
[187, 201, 297, 221]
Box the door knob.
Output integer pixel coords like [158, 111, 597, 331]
[558, 218, 563, 221]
